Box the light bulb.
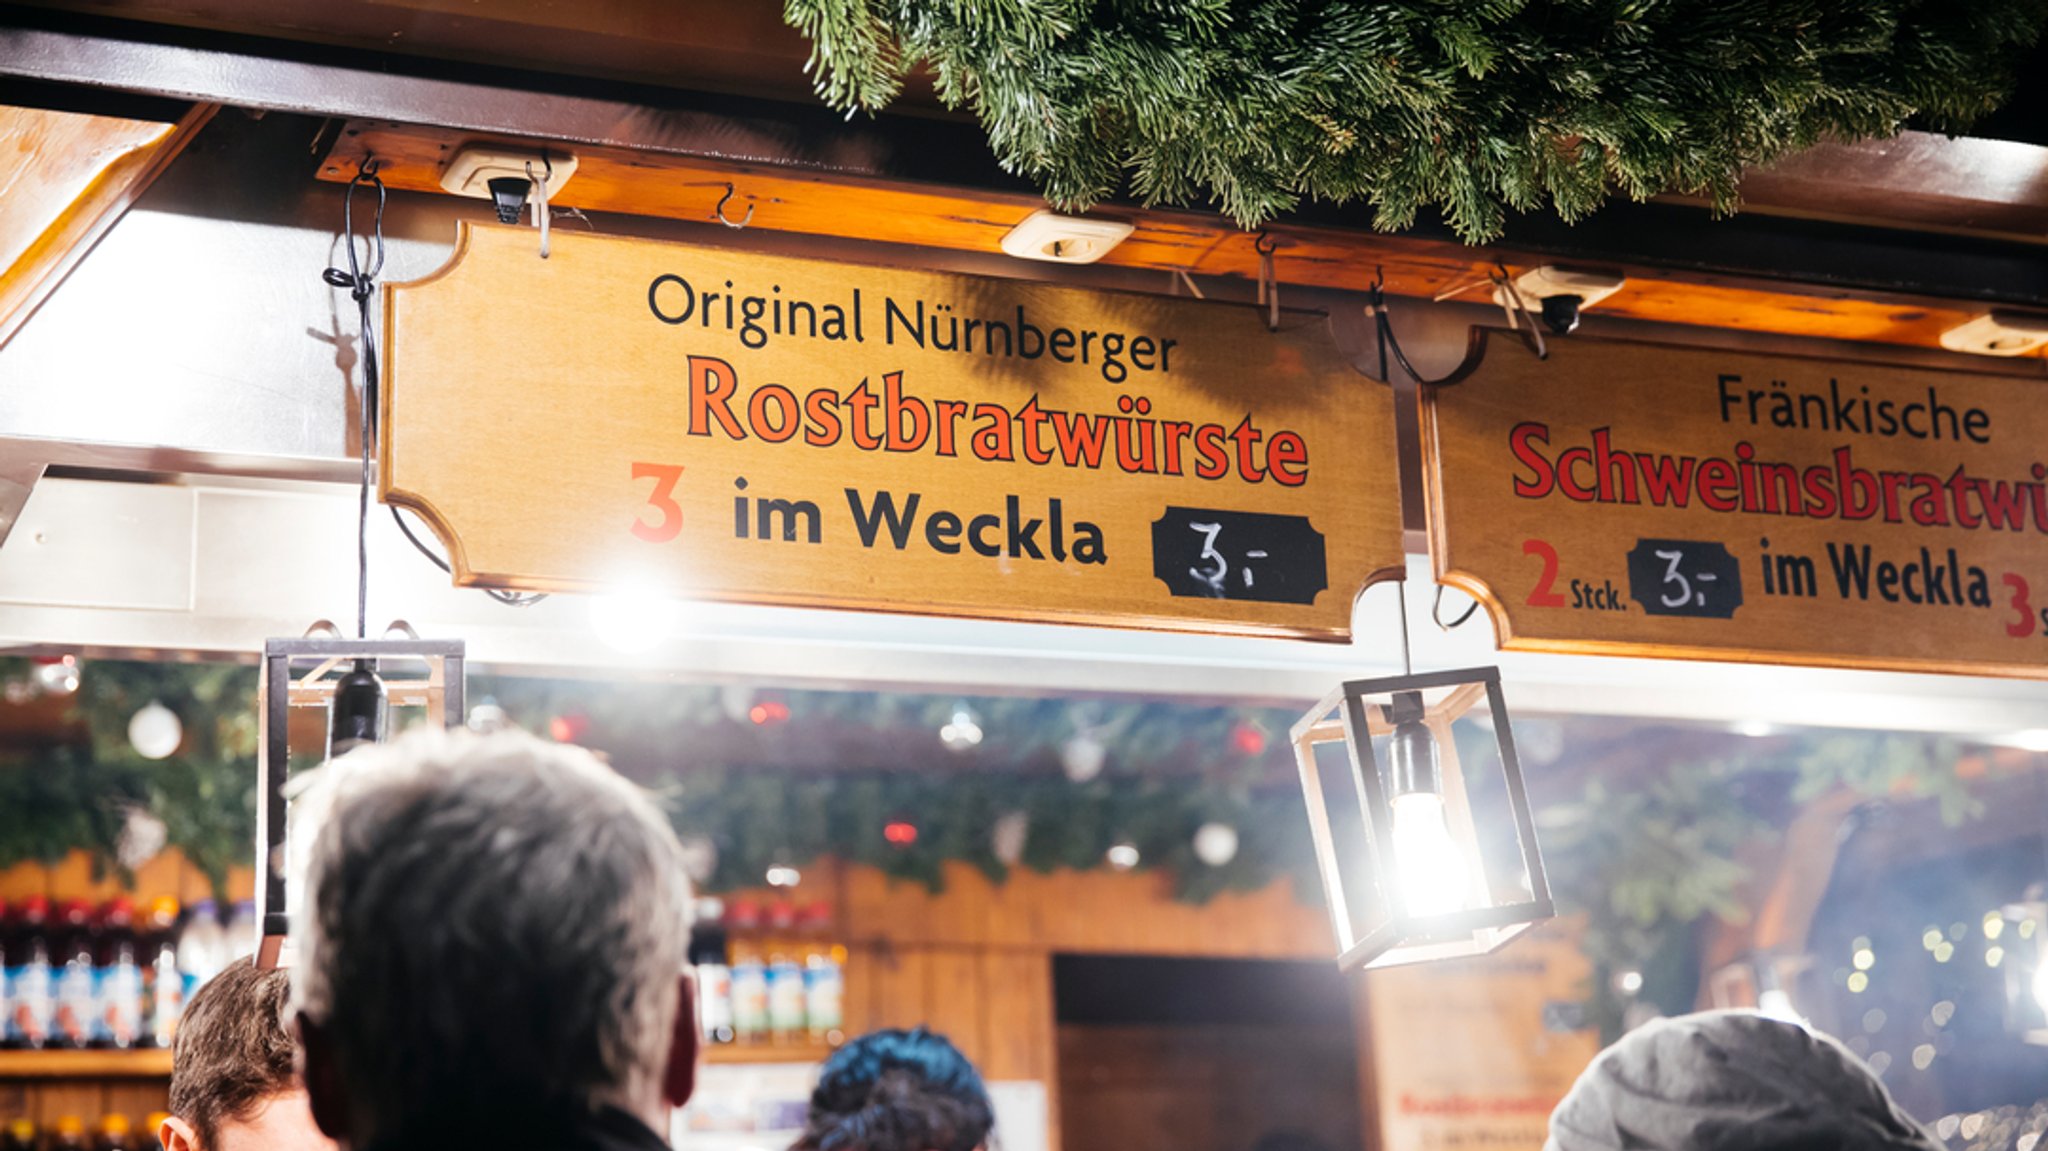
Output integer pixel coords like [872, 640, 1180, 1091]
[588, 586, 683, 654]
[1390, 791, 1471, 917]
[127, 701, 183, 760]
[2032, 954, 2048, 1016]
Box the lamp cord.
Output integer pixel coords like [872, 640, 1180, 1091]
[322, 162, 387, 641]
[323, 160, 548, 613]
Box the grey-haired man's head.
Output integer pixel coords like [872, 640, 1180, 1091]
[291, 728, 698, 1146]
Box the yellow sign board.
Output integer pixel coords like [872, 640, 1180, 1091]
[1424, 332, 2048, 676]
[383, 225, 1403, 638]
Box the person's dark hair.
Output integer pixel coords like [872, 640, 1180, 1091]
[798, 1028, 994, 1151]
[169, 956, 300, 1147]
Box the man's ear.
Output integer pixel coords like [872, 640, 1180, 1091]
[160, 1115, 202, 1151]
[294, 1010, 353, 1143]
[662, 971, 700, 1109]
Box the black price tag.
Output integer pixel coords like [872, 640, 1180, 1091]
[1626, 539, 1744, 619]
[1151, 508, 1328, 604]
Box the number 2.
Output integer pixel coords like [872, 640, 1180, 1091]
[1524, 539, 1565, 607]
[1653, 548, 1693, 608]
[2003, 572, 2035, 638]
[632, 462, 684, 542]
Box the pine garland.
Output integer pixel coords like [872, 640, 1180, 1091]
[783, 0, 2048, 242]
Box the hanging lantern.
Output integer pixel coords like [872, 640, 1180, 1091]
[256, 622, 465, 967]
[1289, 665, 1551, 970]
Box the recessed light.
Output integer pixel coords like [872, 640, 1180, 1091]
[1939, 310, 2048, 358]
[999, 210, 1134, 264]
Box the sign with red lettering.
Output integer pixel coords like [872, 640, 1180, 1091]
[1423, 331, 2048, 676]
[381, 224, 1403, 638]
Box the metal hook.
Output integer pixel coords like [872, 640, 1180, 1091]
[1255, 234, 1279, 332]
[526, 158, 553, 259]
[714, 184, 755, 229]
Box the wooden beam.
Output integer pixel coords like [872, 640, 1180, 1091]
[320, 119, 2036, 357]
[0, 100, 217, 348]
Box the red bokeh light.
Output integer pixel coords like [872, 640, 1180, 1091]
[1229, 722, 1267, 757]
[549, 713, 590, 743]
[883, 820, 919, 846]
[749, 700, 791, 726]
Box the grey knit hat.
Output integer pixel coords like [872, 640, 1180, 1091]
[1546, 1011, 1943, 1151]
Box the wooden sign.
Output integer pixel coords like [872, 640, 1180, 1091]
[1424, 332, 2048, 677]
[1364, 920, 1600, 1150]
[382, 225, 1402, 639]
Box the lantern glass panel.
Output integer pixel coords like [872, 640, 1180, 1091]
[1290, 666, 1553, 971]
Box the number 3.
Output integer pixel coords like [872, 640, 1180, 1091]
[2003, 572, 2035, 638]
[1653, 548, 1692, 608]
[632, 462, 684, 542]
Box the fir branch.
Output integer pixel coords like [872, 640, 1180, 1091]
[784, 0, 2048, 241]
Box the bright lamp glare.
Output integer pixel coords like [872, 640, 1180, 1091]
[588, 587, 683, 654]
[1757, 989, 1803, 1024]
[2032, 956, 2048, 1016]
[1391, 792, 1470, 917]
[2011, 729, 2048, 753]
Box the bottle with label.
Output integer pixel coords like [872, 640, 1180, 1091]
[51, 900, 98, 1049]
[223, 901, 258, 964]
[95, 898, 142, 1049]
[0, 900, 10, 1049]
[1, 1119, 38, 1151]
[800, 902, 845, 1046]
[689, 898, 734, 1045]
[141, 897, 182, 1049]
[765, 901, 806, 1044]
[727, 899, 768, 1045]
[175, 900, 225, 1000]
[51, 1115, 88, 1151]
[6, 895, 53, 1048]
[95, 1114, 135, 1151]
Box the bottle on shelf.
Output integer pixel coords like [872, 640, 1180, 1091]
[141, 897, 183, 1049]
[51, 1115, 88, 1151]
[96, 897, 143, 1050]
[223, 901, 258, 965]
[0, 900, 10, 1049]
[689, 897, 734, 1046]
[727, 899, 768, 1046]
[800, 901, 845, 1047]
[174, 899, 226, 999]
[50, 899, 98, 1049]
[95, 1114, 134, 1151]
[6, 894, 54, 1049]
[1, 1118, 38, 1151]
[764, 901, 805, 1045]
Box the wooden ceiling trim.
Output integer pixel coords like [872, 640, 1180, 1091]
[320, 120, 2034, 358]
[0, 101, 217, 348]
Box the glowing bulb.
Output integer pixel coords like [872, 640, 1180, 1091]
[1847, 972, 1869, 993]
[2008, 729, 2048, 752]
[765, 864, 801, 888]
[588, 586, 683, 654]
[127, 701, 183, 760]
[1390, 792, 1470, 917]
[1105, 842, 1140, 871]
[1733, 719, 1773, 738]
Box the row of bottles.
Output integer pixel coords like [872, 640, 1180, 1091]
[690, 899, 845, 1047]
[1, 896, 252, 1050]
[1, 1113, 167, 1151]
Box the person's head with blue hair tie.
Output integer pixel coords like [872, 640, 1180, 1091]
[797, 1028, 994, 1151]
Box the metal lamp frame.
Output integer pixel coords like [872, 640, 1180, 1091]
[1291, 665, 1553, 970]
[255, 633, 465, 966]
